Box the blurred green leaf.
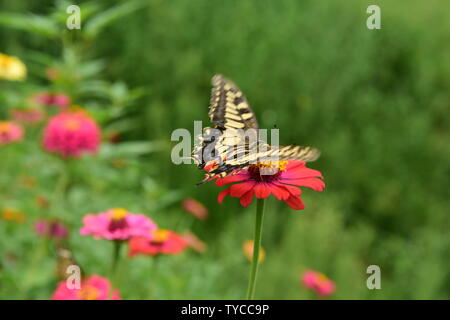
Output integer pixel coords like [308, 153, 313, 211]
[100, 141, 164, 158]
[83, 0, 147, 39]
[0, 13, 59, 38]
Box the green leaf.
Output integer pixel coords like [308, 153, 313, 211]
[100, 141, 164, 158]
[0, 13, 59, 38]
[83, 0, 147, 39]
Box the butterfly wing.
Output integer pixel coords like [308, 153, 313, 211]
[55, 245, 80, 279]
[209, 74, 259, 130]
[266, 145, 321, 162]
[193, 74, 258, 169]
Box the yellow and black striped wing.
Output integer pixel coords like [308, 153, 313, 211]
[266, 145, 320, 162]
[209, 74, 259, 130]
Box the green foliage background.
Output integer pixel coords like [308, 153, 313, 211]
[0, 0, 449, 299]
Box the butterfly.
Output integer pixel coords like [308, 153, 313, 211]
[54, 243, 83, 280]
[192, 74, 320, 184]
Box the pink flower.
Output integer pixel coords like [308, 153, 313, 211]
[182, 198, 208, 220]
[301, 270, 335, 297]
[32, 92, 71, 108]
[52, 275, 121, 300]
[52, 94, 70, 108]
[34, 219, 68, 239]
[183, 232, 207, 253]
[80, 208, 157, 241]
[129, 229, 188, 257]
[11, 108, 46, 125]
[0, 121, 24, 145]
[215, 160, 324, 210]
[42, 110, 101, 158]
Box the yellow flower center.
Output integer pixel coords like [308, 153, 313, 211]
[64, 119, 80, 131]
[152, 229, 170, 243]
[0, 121, 10, 133]
[255, 160, 288, 171]
[0, 54, 14, 68]
[77, 285, 100, 300]
[110, 208, 128, 220]
[248, 161, 289, 180]
[316, 272, 329, 285]
[0, 53, 26, 80]
[2, 208, 26, 223]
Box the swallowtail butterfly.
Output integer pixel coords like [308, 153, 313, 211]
[193, 75, 320, 184]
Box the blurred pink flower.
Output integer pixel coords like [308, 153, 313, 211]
[32, 92, 71, 109]
[183, 232, 207, 253]
[34, 219, 68, 239]
[42, 110, 101, 158]
[0, 121, 24, 145]
[11, 108, 46, 124]
[301, 270, 335, 297]
[80, 208, 157, 241]
[182, 198, 208, 220]
[52, 275, 121, 300]
[129, 229, 188, 257]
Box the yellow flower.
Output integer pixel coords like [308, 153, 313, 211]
[0, 53, 27, 81]
[2, 208, 26, 223]
[243, 240, 265, 263]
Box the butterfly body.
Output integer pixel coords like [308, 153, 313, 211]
[193, 75, 320, 184]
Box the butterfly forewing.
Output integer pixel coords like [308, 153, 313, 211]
[266, 145, 321, 162]
[209, 75, 259, 130]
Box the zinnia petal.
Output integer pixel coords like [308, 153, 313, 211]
[229, 181, 256, 198]
[283, 162, 323, 178]
[253, 183, 272, 199]
[284, 195, 305, 210]
[215, 172, 249, 187]
[218, 188, 230, 203]
[268, 183, 291, 200]
[278, 183, 302, 196]
[240, 190, 254, 207]
[282, 177, 325, 191]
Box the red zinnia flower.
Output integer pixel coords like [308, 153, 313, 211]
[215, 160, 324, 210]
[128, 229, 188, 257]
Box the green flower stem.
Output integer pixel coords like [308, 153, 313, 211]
[246, 198, 266, 300]
[148, 255, 161, 300]
[51, 159, 71, 215]
[109, 240, 123, 300]
[111, 240, 122, 275]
